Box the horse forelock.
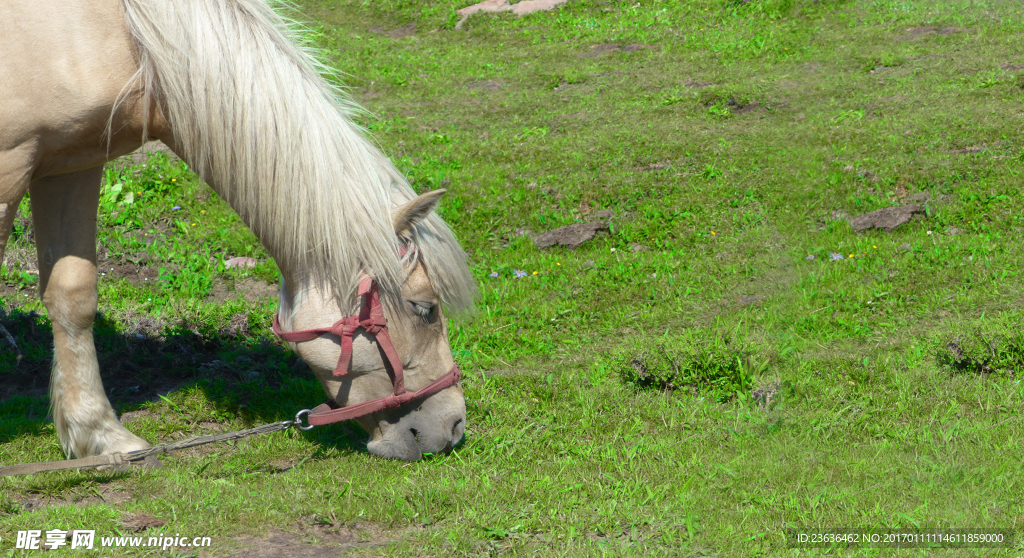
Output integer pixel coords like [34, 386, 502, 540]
[391, 184, 478, 315]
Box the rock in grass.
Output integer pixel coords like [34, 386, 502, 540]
[455, 0, 569, 29]
[848, 204, 924, 232]
[120, 512, 167, 532]
[533, 220, 609, 249]
[224, 256, 257, 269]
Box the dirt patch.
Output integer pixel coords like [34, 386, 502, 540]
[898, 26, 966, 40]
[211, 521, 406, 558]
[207, 277, 278, 304]
[215, 530, 343, 558]
[121, 512, 168, 532]
[98, 262, 160, 286]
[684, 79, 713, 89]
[369, 23, 416, 39]
[637, 162, 670, 172]
[389, 22, 416, 38]
[738, 295, 762, 307]
[465, 79, 505, 91]
[1000, 63, 1024, 71]
[120, 409, 158, 425]
[952, 145, 986, 155]
[16, 486, 131, 512]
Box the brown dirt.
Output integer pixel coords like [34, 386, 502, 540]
[465, 79, 505, 91]
[207, 277, 278, 304]
[738, 295, 762, 307]
[98, 262, 160, 286]
[898, 26, 967, 40]
[369, 23, 416, 39]
[206, 521, 409, 558]
[636, 162, 670, 172]
[16, 486, 131, 512]
[952, 145, 986, 155]
[121, 512, 168, 532]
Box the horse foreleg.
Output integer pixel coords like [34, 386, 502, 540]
[30, 167, 150, 458]
[0, 152, 32, 363]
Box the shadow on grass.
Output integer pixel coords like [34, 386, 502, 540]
[0, 306, 368, 457]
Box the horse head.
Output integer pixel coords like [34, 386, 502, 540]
[276, 190, 467, 461]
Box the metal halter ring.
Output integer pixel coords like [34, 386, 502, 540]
[291, 409, 315, 431]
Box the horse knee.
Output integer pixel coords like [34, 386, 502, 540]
[42, 260, 98, 330]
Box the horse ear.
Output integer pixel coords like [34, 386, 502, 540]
[392, 189, 446, 238]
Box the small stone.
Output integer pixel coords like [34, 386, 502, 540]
[848, 204, 923, 232]
[224, 257, 257, 269]
[945, 226, 960, 235]
[630, 244, 647, 253]
[910, 192, 931, 203]
[533, 221, 610, 249]
[899, 243, 912, 252]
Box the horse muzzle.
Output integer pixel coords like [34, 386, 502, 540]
[362, 385, 466, 462]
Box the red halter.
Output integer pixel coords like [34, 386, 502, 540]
[272, 276, 461, 426]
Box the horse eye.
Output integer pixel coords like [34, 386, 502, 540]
[409, 301, 434, 322]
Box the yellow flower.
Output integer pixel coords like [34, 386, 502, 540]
[191, 223, 196, 226]
[872, 245, 877, 249]
[711, 231, 716, 235]
[200, 210, 206, 214]
[532, 271, 538, 275]
[849, 254, 854, 258]
[556, 262, 561, 266]
[171, 178, 176, 182]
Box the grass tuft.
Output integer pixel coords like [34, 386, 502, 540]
[610, 330, 768, 402]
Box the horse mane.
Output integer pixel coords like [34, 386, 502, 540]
[118, 0, 475, 312]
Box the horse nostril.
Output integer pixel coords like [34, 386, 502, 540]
[409, 427, 420, 444]
[451, 417, 464, 439]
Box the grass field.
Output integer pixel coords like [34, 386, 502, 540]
[2, 0, 1024, 555]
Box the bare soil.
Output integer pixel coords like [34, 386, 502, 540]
[207, 521, 409, 558]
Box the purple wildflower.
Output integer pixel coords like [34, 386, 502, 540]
[489, 272, 499, 278]
[805, 255, 815, 261]
[830, 252, 844, 261]
[172, 206, 181, 211]
[514, 270, 527, 278]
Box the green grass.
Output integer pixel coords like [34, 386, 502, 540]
[3, 0, 1024, 555]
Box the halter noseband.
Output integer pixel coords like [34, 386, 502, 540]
[272, 276, 461, 426]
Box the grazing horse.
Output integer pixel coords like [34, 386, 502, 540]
[0, 0, 477, 461]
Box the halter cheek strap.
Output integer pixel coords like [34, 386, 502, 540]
[272, 276, 461, 425]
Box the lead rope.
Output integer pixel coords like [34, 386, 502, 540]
[0, 409, 316, 478]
